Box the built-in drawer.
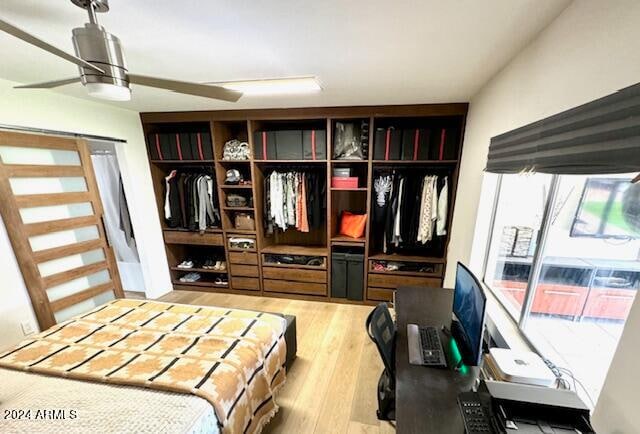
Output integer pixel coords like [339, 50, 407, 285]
[227, 235, 256, 251]
[368, 274, 441, 289]
[262, 267, 326, 283]
[368, 260, 443, 277]
[164, 231, 223, 246]
[263, 279, 327, 296]
[368, 287, 394, 302]
[229, 251, 258, 265]
[229, 264, 259, 278]
[231, 277, 260, 291]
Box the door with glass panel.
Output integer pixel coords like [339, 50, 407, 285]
[0, 131, 123, 330]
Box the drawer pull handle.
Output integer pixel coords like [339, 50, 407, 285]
[543, 290, 580, 296]
[600, 294, 635, 300]
[503, 287, 526, 292]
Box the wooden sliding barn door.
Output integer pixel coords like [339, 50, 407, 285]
[0, 131, 123, 330]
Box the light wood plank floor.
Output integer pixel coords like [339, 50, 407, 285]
[156, 290, 396, 434]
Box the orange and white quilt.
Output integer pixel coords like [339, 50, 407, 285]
[0, 299, 287, 434]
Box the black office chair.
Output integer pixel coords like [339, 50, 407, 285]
[366, 302, 396, 421]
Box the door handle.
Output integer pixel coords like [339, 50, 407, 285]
[100, 215, 111, 247]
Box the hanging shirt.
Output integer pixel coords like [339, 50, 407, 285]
[417, 175, 436, 244]
[164, 170, 177, 219]
[392, 178, 405, 247]
[436, 177, 448, 236]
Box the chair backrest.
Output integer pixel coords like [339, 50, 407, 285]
[366, 303, 396, 378]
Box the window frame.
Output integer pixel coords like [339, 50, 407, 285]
[481, 174, 561, 328]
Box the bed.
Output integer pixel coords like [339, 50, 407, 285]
[0, 299, 297, 434]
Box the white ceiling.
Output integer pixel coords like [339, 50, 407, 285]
[0, 0, 571, 112]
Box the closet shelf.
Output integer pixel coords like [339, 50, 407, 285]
[330, 187, 367, 191]
[171, 267, 228, 274]
[222, 206, 254, 211]
[369, 253, 446, 263]
[163, 227, 223, 233]
[219, 159, 251, 164]
[261, 244, 328, 256]
[220, 184, 253, 189]
[171, 280, 229, 288]
[372, 160, 457, 164]
[151, 159, 215, 164]
[330, 235, 366, 245]
[254, 160, 327, 164]
[225, 229, 256, 235]
[330, 159, 368, 164]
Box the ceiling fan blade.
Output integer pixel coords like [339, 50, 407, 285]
[14, 77, 81, 89]
[0, 18, 104, 74]
[128, 74, 242, 102]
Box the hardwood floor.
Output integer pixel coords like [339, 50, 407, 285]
[157, 290, 395, 434]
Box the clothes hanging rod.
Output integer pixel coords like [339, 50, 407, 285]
[0, 123, 126, 143]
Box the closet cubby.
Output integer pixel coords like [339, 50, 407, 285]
[372, 116, 462, 162]
[141, 104, 466, 303]
[331, 118, 370, 161]
[144, 121, 214, 162]
[213, 120, 250, 161]
[251, 118, 327, 161]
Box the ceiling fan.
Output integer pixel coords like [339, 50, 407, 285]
[0, 0, 242, 102]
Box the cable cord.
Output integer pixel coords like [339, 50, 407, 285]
[543, 358, 596, 408]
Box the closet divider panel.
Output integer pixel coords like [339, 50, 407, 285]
[0, 131, 123, 330]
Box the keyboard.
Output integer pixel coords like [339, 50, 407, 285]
[407, 324, 447, 367]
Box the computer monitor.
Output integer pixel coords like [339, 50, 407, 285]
[452, 262, 487, 366]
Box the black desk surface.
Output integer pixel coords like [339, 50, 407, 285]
[395, 286, 480, 434]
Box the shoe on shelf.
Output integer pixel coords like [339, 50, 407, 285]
[214, 277, 228, 286]
[177, 260, 194, 269]
[179, 272, 201, 283]
[372, 261, 385, 271]
[218, 261, 227, 271]
[202, 260, 214, 269]
[213, 261, 221, 270]
[386, 261, 401, 271]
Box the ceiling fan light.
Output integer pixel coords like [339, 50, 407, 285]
[217, 77, 321, 96]
[85, 82, 131, 101]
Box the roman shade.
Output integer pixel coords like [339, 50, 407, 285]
[486, 83, 640, 174]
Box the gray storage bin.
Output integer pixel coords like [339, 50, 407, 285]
[346, 253, 364, 301]
[302, 129, 327, 160]
[331, 251, 364, 300]
[331, 252, 347, 298]
[275, 130, 303, 159]
[253, 131, 277, 160]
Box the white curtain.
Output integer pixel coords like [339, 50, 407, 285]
[91, 154, 144, 292]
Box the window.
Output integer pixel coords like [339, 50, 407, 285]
[482, 172, 640, 404]
[483, 174, 552, 318]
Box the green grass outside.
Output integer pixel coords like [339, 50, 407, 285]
[582, 200, 638, 235]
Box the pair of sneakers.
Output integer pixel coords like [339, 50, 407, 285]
[214, 276, 228, 286]
[177, 260, 194, 269]
[203, 260, 226, 271]
[179, 272, 201, 283]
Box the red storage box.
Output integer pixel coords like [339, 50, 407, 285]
[331, 177, 359, 189]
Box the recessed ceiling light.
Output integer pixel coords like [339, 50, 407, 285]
[212, 77, 322, 96]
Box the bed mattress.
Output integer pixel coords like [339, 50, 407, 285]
[0, 299, 295, 434]
[0, 368, 219, 434]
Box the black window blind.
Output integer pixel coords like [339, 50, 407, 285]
[486, 83, 640, 174]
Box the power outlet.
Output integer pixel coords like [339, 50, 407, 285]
[21, 321, 35, 336]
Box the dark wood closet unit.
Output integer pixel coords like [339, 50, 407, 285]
[141, 103, 467, 305]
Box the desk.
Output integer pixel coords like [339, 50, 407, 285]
[395, 286, 480, 434]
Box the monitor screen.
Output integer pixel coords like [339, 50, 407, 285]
[453, 262, 487, 366]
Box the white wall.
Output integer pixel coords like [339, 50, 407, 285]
[445, 1, 640, 432]
[0, 77, 171, 350]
